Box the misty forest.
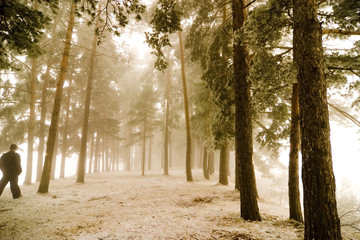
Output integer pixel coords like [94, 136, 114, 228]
[1, 0, 360, 239]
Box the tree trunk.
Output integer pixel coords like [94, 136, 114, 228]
[178, 31, 193, 182]
[51, 136, 58, 180]
[288, 83, 303, 222]
[232, 0, 261, 221]
[24, 0, 39, 185]
[60, 79, 72, 178]
[164, 65, 171, 176]
[293, 0, 341, 238]
[25, 57, 37, 185]
[76, 12, 100, 183]
[203, 147, 209, 180]
[142, 107, 147, 176]
[148, 136, 152, 170]
[38, 1, 76, 193]
[208, 150, 214, 175]
[94, 132, 100, 173]
[37, 16, 59, 182]
[219, 143, 228, 185]
[88, 132, 95, 174]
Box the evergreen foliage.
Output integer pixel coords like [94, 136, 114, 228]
[0, 0, 58, 69]
[145, 0, 182, 71]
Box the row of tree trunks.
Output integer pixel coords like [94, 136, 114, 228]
[293, 0, 341, 238]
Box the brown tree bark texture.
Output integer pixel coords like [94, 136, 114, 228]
[293, 0, 341, 239]
[232, 0, 261, 221]
[288, 83, 303, 222]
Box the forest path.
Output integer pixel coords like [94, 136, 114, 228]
[0, 170, 303, 240]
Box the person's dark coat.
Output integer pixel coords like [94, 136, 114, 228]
[0, 150, 22, 199]
[0, 150, 22, 176]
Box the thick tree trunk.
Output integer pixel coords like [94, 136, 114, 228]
[232, 0, 261, 221]
[178, 31, 193, 182]
[164, 66, 171, 176]
[38, 2, 75, 193]
[60, 79, 72, 178]
[219, 143, 228, 185]
[293, 1, 341, 238]
[77, 12, 100, 183]
[203, 147, 209, 180]
[288, 83, 303, 222]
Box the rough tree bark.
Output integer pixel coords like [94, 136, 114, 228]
[38, 2, 75, 193]
[293, 0, 341, 238]
[288, 83, 303, 222]
[232, 0, 261, 221]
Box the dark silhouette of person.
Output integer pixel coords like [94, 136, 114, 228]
[0, 144, 22, 199]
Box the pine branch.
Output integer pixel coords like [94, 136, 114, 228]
[323, 29, 360, 36]
[328, 102, 360, 128]
[327, 66, 360, 78]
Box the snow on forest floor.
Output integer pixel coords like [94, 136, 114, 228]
[0, 170, 358, 240]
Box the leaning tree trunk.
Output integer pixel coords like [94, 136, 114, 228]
[288, 83, 303, 222]
[37, 15, 59, 182]
[219, 142, 228, 185]
[38, 1, 76, 193]
[293, 0, 341, 239]
[232, 0, 261, 221]
[76, 12, 100, 183]
[178, 31, 193, 182]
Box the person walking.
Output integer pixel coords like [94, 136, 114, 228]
[0, 144, 22, 199]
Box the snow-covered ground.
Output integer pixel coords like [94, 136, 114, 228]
[0, 170, 358, 240]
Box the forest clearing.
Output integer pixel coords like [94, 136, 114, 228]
[0, 169, 359, 240]
[1, 170, 304, 240]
